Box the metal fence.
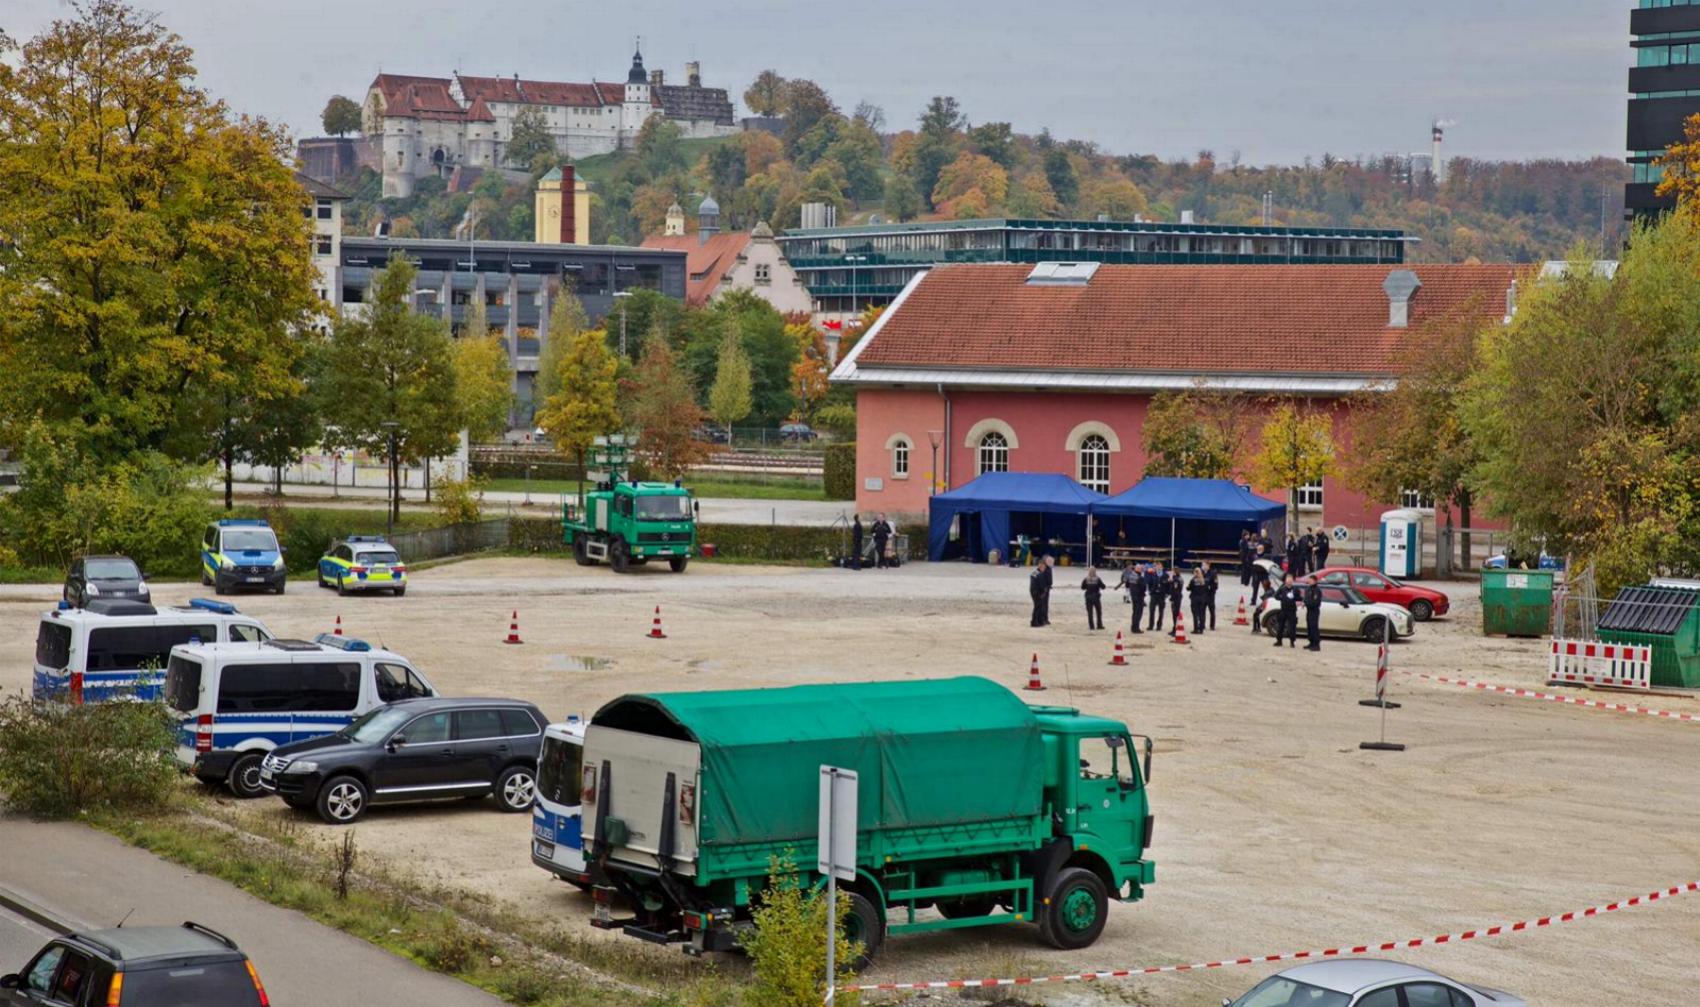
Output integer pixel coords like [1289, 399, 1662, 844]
[387, 518, 510, 563]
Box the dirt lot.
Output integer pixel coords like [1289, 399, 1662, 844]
[4, 558, 1698, 1006]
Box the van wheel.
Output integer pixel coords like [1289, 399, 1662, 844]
[1038, 867, 1108, 950]
[1262, 612, 1282, 635]
[228, 753, 266, 799]
[840, 891, 884, 966]
[201, 570, 212, 587]
[610, 538, 630, 574]
[393, 586, 406, 597]
[1360, 615, 1388, 642]
[669, 557, 689, 573]
[496, 765, 536, 812]
[573, 537, 593, 566]
[317, 775, 368, 824]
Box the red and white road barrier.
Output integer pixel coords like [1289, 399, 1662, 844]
[840, 880, 1700, 993]
[1547, 638, 1652, 691]
[1405, 671, 1700, 723]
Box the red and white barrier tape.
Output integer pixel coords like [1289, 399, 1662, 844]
[841, 880, 1700, 993]
[1404, 671, 1700, 723]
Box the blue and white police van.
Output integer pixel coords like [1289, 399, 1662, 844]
[531, 717, 589, 888]
[165, 633, 437, 798]
[201, 518, 288, 594]
[32, 598, 271, 704]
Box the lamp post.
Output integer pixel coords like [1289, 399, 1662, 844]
[524, 463, 535, 507]
[927, 429, 943, 496]
[612, 290, 634, 357]
[380, 420, 400, 539]
[845, 254, 867, 325]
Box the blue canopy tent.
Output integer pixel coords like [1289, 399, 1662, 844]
[928, 473, 1108, 563]
[1094, 477, 1286, 565]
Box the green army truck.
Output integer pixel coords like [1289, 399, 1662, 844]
[582, 676, 1155, 958]
[563, 436, 697, 573]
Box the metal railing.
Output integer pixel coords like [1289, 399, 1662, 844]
[386, 518, 510, 563]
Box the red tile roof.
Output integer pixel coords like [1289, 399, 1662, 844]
[370, 74, 461, 119]
[464, 96, 495, 122]
[854, 263, 1522, 377]
[641, 232, 752, 306]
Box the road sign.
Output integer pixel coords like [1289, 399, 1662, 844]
[1331, 524, 1349, 543]
[818, 767, 857, 881]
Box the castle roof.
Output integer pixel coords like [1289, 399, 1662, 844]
[627, 48, 648, 85]
[369, 66, 727, 123]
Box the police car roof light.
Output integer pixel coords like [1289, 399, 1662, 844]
[56, 601, 71, 611]
[216, 518, 271, 527]
[346, 535, 388, 543]
[313, 632, 372, 652]
[187, 598, 238, 615]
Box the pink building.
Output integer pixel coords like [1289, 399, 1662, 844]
[831, 261, 1519, 537]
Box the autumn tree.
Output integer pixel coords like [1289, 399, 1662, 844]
[536, 283, 589, 403]
[909, 96, 965, 207]
[788, 321, 830, 422]
[708, 325, 754, 439]
[1252, 403, 1336, 537]
[506, 106, 556, 170]
[321, 94, 362, 136]
[1142, 390, 1248, 479]
[932, 152, 1009, 216]
[1654, 112, 1700, 209]
[536, 327, 620, 504]
[453, 331, 514, 443]
[631, 339, 709, 479]
[744, 70, 787, 117]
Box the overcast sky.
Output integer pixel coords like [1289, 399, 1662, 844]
[8, 0, 1628, 164]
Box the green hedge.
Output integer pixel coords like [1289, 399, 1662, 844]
[507, 517, 925, 564]
[823, 442, 856, 501]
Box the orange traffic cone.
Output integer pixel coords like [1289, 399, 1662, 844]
[647, 605, 667, 639]
[1233, 595, 1249, 626]
[1109, 630, 1128, 666]
[1024, 653, 1046, 691]
[503, 610, 524, 645]
[333, 614, 344, 637]
[1172, 611, 1189, 644]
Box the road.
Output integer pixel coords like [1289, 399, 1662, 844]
[0, 817, 501, 1006]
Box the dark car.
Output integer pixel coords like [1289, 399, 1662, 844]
[63, 555, 149, 608]
[778, 422, 818, 442]
[259, 696, 547, 824]
[692, 425, 732, 445]
[2, 921, 266, 1007]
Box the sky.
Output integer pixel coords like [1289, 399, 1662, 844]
[8, 0, 1629, 165]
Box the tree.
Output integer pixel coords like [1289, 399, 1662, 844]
[1252, 403, 1336, 537]
[453, 333, 514, 443]
[317, 256, 459, 522]
[636, 116, 686, 177]
[0, 1, 318, 464]
[1655, 112, 1700, 210]
[967, 121, 1016, 168]
[631, 339, 709, 479]
[535, 327, 619, 503]
[1044, 148, 1080, 207]
[824, 120, 885, 203]
[536, 283, 589, 403]
[1080, 176, 1149, 219]
[919, 95, 966, 138]
[506, 106, 556, 170]
[1006, 171, 1063, 218]
[779, 79, 838, 157]
[1142, 390, 1249, 479]
[708, 325, 754, 438]
[931, 151, 1009, 214]
[882, 175, 923, 222]
[788, 322, 830, 422]
[852, 100, 885, 133]
[744, 70, 787, 117]
[321, 94, 362, 136]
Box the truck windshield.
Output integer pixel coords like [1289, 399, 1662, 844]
[1079, 735, 1130, 783]
[537, 735, 584, 807]
[636, 496, 692, 521]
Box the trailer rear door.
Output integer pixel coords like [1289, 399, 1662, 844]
[583, 725, 700, 876]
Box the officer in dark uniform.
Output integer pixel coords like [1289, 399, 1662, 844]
[1168, 569, 1184, 635]
[1186, 568, 1208, 636]
[1145, 563, 1166, 631]
[850, 514, 864, 571]
[1315, 527, 1332, 570]
[1303, 577, 1324, 651]
[1029, 555, 1054, 627]
[1120, 562, 1146, 633]
[871, 513, 893, 569]
[1238, 530, 1254, 587]
[1202, 560, 1220, 630]
[1249, 547, 1269, 608]
[1273, 573, 1300, 648]
[1080, 567, 1105, 630]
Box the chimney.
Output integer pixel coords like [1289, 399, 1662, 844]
[686, 61, 701, 87]
[560, 165, 576, 244]
[1382, 269, 1422, 328]
[1431, 122, 1445, 185]
[650, 69, 664, 88]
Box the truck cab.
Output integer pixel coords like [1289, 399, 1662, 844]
[564, 480, 696, 574]
[1032, 707, 1156, 908]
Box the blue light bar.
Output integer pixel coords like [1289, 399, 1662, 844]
[187, 598, 238, 615]
[312, 633, 371, 652]
[216, 518, 271, 527]
[346, 535, 388, 543]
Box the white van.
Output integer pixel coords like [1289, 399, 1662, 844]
[32, 598, 272, 705]
[165, 634, 437, 798]
[531, 717, 588, 888]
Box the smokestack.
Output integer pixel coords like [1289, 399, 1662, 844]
[686, 61, 701, 87]
[560, 165, 576, 244]
[1431, 122, 1445, 186]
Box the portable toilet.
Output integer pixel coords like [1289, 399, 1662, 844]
[1596, 582, 1700, 689]
[1378, 509, 1423, 578]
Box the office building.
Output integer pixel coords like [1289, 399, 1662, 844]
[1627, 0, 1700, 220]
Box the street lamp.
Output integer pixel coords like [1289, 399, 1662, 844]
[524, 463, 535, 507]
[612, 290, 634, 357]
[380, 420, 400, 539]
[927, 429, 943, 496]
[845, 254, 867, 324]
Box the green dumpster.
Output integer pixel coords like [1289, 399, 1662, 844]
[1480, 568, 1555, 637]
[1597, 584, 1700, 689]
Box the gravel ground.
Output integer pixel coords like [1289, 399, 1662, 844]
[3, 558, 1697, 1006]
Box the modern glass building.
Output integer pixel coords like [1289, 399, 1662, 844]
[777, 217, 1414, 312]
[1627, 0, 1700, 220]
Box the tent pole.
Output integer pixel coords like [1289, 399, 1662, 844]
[1087, 512, 1094, 569]
[1170, 518, 1176, 567]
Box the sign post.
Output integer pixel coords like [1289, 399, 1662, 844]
[818, 766, 858, 1005]
[1360, 617, 1405, 751]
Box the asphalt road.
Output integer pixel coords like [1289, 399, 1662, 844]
[0, 816, 501, 1006]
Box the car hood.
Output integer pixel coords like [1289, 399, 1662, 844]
[272, 734, 365, 759]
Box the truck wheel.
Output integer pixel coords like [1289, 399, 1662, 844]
[610, 538, 630, 574]
[840, 891, 884, 966]
[669, 556, 689, 573]
[1360, 615, 1388, 642]
[1038, 868, 1108, 950]
[573, 537, 593, 567]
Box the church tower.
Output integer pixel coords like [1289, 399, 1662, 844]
[664, 201, 685, 237]
[621, 42, 652, 147]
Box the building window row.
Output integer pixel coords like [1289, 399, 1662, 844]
[1634, 162, 1668, 184]
[1640, 0, 1700, 9]
[1631, 89, 1700, 99]
[1638, 41, 1700, 66]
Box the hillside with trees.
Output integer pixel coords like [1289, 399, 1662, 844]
[331, 71, 1629, 261]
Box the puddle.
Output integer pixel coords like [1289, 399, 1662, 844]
[686, 659, 722, 673]
[548, 654, 614, 672]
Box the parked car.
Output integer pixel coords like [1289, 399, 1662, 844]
[1253, 561, 1414, 642]
[199, 518, 286, 595]
[2, 921, 268, 1007]
[778, 422, 819, 442]
[1225, 959, 1524, 1006]
[692, 425, 732, 444]
[317, 535, 407, 596]
[1306, 566, 1450, 621]
[62, 554, 149, 608]
[259, 695, 548, 824]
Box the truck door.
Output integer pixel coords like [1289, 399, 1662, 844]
[1072, 734, 1144, 869]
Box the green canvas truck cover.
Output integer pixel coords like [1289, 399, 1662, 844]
[591, 676, 1043, 850]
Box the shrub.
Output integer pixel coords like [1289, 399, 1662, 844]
[253, 506, 346, 574]
[0, 696, 179, 817]
[740, 857, 861, 1007]
[815, 403, 857, 440]
[823, 442, 856, 501]
[433, 474, 487, 525]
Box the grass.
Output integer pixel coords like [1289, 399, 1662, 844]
[0, 565, 64, 584]
[484, 477, 826, 502]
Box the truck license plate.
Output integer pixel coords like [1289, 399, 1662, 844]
[533, 839, 555, 860]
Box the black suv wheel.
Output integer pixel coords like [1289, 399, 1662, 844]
[317, 775, 369, 824]
[496, 764, 536, 812]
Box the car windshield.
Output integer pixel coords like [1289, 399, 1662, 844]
[1338, 586, 1370, 605]
[1228, 975, 1351, 1007]
[636, 495, 692, 520]
[356, 550, 401, 566]
[85, 558, 139, 579]
[222, 529, 277, 552]
[341, 705, 413, 744]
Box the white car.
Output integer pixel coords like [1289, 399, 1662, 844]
[1226, 958, 1525, 1006]
[1253, 561, 1414, 642]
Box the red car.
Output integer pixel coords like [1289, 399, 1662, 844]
[1304, 566, 1450, 621]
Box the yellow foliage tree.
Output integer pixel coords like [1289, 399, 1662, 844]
[1654, 112, 1700, 209]
[535, 328, 620, 503]
[931, 151, 1009, 210]
[1252, 403, 1336, 536]
[787, 321, 829, 421]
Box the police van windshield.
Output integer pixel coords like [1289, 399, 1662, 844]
[636, 495, 691, 521]
[538, 734, 584, 806]
[222, 529, 278, 551]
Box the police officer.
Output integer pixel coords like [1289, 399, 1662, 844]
[1145, 563, 1166, 631]
[1238, 530, 1254, 587]
[1249, 545, 1268, 608]
[850, 514, 864, 571]
[872, 513, 893, 569]
[1081, 566, 1105, 630]
[1168, 568, 1184, 635]
[1029, 555, 1054, 627]
[1273, 573, 1300, 648]
[1202, 560, 1219, 630]
[1315, 526, 1332, 570]
[1303, 577, 1323, 651]
[1120, 562, 1146, 634]
[1186, 568, 1208, 636]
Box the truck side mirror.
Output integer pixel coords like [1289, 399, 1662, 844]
[693, 500, 700, 516]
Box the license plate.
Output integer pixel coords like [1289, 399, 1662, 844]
[372, 566, 388, 573]
[245, 577, 265, 583]
[655, 548, 673, 555]
[533, 839, 555, 860]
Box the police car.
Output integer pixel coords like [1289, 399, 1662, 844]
[317, 535, 407, 596]
[200, 519, 287, 595]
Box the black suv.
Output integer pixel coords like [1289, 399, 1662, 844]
[2, 921, 265, 1006]
[259, 696, 547, 824]
[63, 555, 149, 608]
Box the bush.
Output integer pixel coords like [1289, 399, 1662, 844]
[740, 857, 861, 1007]
[433, 475, 487, 525]
[823, 442, 856, 501]
[251, 506, 346, 574]
[815, 403, 857, 440]
[0, 696, 180, 817]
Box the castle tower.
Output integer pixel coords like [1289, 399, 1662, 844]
[664, 201, 685, 237]
[621, 42, 652, 147]
[697, 194, 720, 245]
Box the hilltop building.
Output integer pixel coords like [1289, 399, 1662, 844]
[364, 46, 737, 197]
[1627, 1, 1700, 220]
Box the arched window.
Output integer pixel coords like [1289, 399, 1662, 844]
[892, 439, 910, 478]
[1077, 434, 1110, 493]
[978, 432, 1009, 475]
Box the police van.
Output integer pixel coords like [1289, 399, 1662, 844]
[200, 518, 287, 594]
[531, 717, 589, 888]
[32, 598, 272, 704]
[164, 634, 437, 798]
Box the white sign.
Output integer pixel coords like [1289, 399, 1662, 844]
[1506, 573, 1529, 589]
[1332, 525, 1349, 543]
[864, 477, 884, 492]
[817, 766, 858, 882]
